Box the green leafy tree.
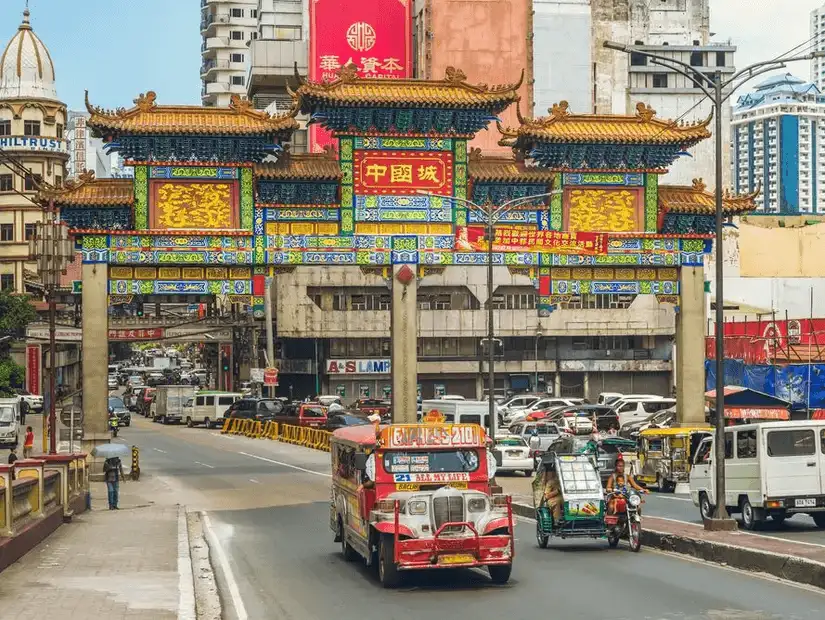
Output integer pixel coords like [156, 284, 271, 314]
[0, 290, 37, 396]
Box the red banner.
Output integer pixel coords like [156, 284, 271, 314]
[455, 226, 609, 254]
[725, 407, 789, 421]
[108, 328, 165, 341]
[706, 318, 825, 363]
[309, 0, 412, 151]
[353, 150, 453, 195]
[26, 344, 41, 396]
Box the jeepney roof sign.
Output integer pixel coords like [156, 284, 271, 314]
[423, 410, 445, 424]
[382, 424, 486, 449]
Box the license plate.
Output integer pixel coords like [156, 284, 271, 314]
[795, 498, 817, 508]
[438, 553, 475, 565]
[506, 450, 521, 456]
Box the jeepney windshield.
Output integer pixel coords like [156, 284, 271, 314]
[383, 449, 480, 474]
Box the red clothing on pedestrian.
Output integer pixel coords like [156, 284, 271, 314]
[24, 431, 34, 448]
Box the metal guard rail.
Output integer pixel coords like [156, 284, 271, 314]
[221, 418, 331, 452]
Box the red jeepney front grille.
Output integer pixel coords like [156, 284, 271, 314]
[433, 496, 464, 533]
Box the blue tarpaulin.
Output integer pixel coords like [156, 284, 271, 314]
[706, 361, 825, 410]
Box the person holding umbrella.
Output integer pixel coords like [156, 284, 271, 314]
[91, 443, 131, 510]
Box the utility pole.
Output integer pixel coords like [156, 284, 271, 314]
[603, 40, 825, 530]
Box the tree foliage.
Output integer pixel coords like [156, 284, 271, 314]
[0, 359, 24, 397]
[0, 290, 37, 338]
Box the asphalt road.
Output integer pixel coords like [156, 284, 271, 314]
[119, 417, 825, 620]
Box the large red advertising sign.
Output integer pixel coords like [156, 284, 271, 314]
[455, 227, 609, 255]
[706, 318, 825, 363]
[309, 0, 413, 151]
[353, 150, 453, 195]
[25, 344, 41, 396]
[108, 328, 165, 341]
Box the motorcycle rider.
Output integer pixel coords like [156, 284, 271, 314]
[605, 455, 647, 515]
[108, 409, 120, 437]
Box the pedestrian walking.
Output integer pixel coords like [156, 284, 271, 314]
[23, 426, 34, 458]
[18, 399, 28, 425]
[7, 446, 18, 465]
[103, 456, 126, 510]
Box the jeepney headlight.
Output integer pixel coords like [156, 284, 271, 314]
[468, 498, 487, 513]
[408, 500, 427, 515]
[628, 494, 642, 508]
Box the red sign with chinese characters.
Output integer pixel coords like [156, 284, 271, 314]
[353, 150, 453, 195]
[108, 328, 166, 341]
[309, 0, 412, 151]
[26, 344, 41, 396]
[455, 227, 608, 255]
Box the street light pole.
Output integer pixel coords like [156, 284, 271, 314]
[603, 41, 824, 527]
[535, 330, 542, 391]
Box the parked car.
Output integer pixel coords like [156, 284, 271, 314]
[325, 412, 370, 432]
[276, 402, 328, 427]
[612, 396, 676, 426]
[507, 421, 564, 454]
[619, 407, 676, 440]
[597, 392, 624, 406]
[226, 398, 284, 423]
[315, 395, 343, 408]
[548, 405, 619, 434]
[146, 372, 166, 387]
[495, 435, 534, 475]
[351, 399, 391, 418]
[557, 411, 595, 435]
[0, 399, 20, 447]
[108, 375, 118, 390]
[108, 396, 131, 427]
[505, 398, 584, 425]
[185, 391, 243, 428]
[16, 389, 43, 413]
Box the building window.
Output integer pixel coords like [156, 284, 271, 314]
[55, 175, 62, 188]
[630, 40, 646, 66]
[690, 50, 703, 67]
[230, 30, 244, 40]
[0, 274, 14, 291]
[274, 26, 301, 40]
[231, 8, 244, 18]
[251, 9, 258, 18]
[652, 73, 668, 88]
[231, 75, 245, 86]
[561, 294, 636, 310]
[56, 123, 64, 139]
[23, 120, 40, 136]
[231, 53, 244, 63]
[0, 224, 13, 241]
[716, 51, 727, 67]
[0, 120, 10, 136]
[24, 223, 36, 240]
[24, 174, 42, 191]
[0, 174, 12, 192]
[251, 31, 258, 40]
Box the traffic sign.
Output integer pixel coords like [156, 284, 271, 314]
[264, 367, 279, 386]
[250, 368, 264, 383]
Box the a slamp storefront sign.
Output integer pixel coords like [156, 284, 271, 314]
[325, 359, 391, 374]
[0, 136, 68, 154]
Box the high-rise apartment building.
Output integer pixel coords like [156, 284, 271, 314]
[811, 3, 825, 90]
[732, 74, 825, 214]
[201, 0, 259, 107]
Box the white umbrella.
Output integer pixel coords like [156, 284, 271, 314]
[91, 443, 131, 459]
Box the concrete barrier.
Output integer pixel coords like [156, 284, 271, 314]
[0, 454, 90, 573]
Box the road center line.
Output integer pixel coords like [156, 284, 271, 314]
[238, 452, 331, 478]
[153, 448, 167, 453]
[249, 479, 260, 484]
[194, 461, 215, 469]
[653, 495, 693, 502]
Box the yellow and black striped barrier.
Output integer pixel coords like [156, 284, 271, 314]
[220, 417, 331, 453]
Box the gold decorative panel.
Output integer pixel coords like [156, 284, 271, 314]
[317, 223, 340, 235]
[571, 267, 592, 280]
[182, 268, 204, 280]
[551, 268, 571, 280]
[659, 268, 678, 281]
[290, 223, 315, 235]
[615, 268, 636, 280]
[134, 267, 157, 280]
[110, 267, 133, 279]
[229, 267, 251, 279]
[566, 188, 641, 232]
[158, 267, 181, 279]
[592, 267, 614, 279]
[152, 181, 235, 230]
[637, 268, 657, 280]
[206, 267, 228, 280]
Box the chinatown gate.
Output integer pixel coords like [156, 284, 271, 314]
[39, 66, 756, 445]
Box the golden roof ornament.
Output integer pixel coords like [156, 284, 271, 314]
[550, 100, 570, 119]
[134, 91, 157, 112]
[691, 178, 707, 192]
[445, 66, 468, 85]
[635, 102, 656, 122]
[229, 94, 255, 114]
[337, 63, 359, 84]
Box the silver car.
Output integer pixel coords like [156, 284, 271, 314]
[507, 421, 564, 453]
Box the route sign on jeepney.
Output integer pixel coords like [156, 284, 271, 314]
[382, 424, 485, 449]
[423, 409, 445, 424]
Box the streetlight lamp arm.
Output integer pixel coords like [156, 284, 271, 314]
[726, 51, 825, 86]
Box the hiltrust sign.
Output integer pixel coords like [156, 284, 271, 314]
[0, 136, 67, 153]
[325, 359, 391, 374]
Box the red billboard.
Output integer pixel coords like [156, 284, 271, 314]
[26, 344, 41, 396]
[455, 227, 609, 255]
[309, 0, 412, 151]
[706, 318, 825, 364]
[353, 150, 453, 195]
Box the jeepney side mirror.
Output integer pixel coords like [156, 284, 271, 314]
[354, 453, 369, 471]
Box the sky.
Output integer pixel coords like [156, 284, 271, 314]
[0, 0, 822, 111]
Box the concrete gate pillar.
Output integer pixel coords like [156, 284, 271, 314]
[391, 265, 417, 423]
[81, 263, 110, 451]
[676, 266, 707, 425]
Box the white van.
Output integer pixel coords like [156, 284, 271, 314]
[613, 396, 675, 426]
[421, 399, 490, 428]
[184, 391, 242, 428]
[689, 421, 825, 530]
[0, 398, 20, 448]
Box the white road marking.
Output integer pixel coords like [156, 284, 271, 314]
[177, 507, 196, 620]
[194, 461, 215, 469]
[249, 478, 261, 484]
[239, 451, 331, 478]
[652, 495, 693, 502]
[153, 448, 167, 453]
[202, 512, 248, 620]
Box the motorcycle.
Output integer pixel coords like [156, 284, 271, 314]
[605, 489, 643, 552]
[108, 408, 119, 438]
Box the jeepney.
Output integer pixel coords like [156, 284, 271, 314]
[637, 426, 712, 492]
[330, 423, 514, 588]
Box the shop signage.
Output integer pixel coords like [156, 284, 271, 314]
[326, 359, 391, 374]
[108, 328, 165, 341]
[27, 325, 82, 342]
[308, 0, 412, 151]
[25, 344, 41, 396]
[455, 226, 608, 255]
[264, 367, 279, 386]
[250, 368, 264, 383]
[0, 136, 68, 153]
[353, 151, 453, 196]
[725, 407, 789, 421]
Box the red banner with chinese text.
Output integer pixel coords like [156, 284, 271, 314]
[455, 226, 608, 255]
[26, 344, 41, 396]
[706, 318, 825, 363]
[309, 0, 413, 152]
[353, 150, 453, 195]
[108, 328, 166, 341]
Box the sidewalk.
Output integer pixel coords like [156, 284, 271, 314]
[0, 474, 180, 619]
[499, 475, 825, 589]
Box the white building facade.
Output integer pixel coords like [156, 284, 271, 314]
[201, 0, 259, 107]
[811, 3, 825, 90]
[732, 74, 825, 214]
[66, 111, 130, 179]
